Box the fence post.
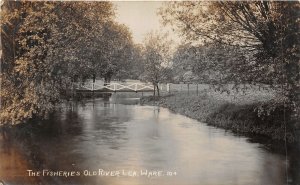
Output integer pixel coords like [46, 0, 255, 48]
[92, 82, 94, 98]
[187, 83, 190, 95]
[167, 83, 170, 93]
[71, 81, 74, 99]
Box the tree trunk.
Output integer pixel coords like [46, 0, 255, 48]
[92, 74, 96, 83]
[156, 84, 160, 97]
[104, 76, 111, 86]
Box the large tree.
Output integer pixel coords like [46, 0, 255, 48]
[1, 1, 61, 125]
[172, 44, 205, 83]
[142, 32, 173, 96]
[87, 22, 134, 84]
[0, 1, 132, 125]
[160, 1, 299, 120]
[124, 44, 144, 80]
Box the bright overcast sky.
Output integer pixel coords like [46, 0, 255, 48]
[113, 1, 180, 45]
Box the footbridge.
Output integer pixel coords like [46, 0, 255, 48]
[74, 82, 155, 93]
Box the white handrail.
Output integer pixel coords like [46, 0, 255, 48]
[75, 82, 154, 92]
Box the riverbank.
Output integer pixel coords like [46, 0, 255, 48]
[140, 91, 298, 142]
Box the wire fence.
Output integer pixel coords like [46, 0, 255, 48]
[158, 83, 276, 105]
[159, 83, 210, 95]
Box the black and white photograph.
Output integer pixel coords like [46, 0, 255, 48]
[0, 1, 299, 185]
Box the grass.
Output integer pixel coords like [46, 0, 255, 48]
[140, 88, 298, 142]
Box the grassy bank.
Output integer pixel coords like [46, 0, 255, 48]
[140, 91, 298, 142]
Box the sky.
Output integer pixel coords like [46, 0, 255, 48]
[113, 1, 180, 45]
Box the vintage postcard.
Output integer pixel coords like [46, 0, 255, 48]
[0, 1, 299, 185]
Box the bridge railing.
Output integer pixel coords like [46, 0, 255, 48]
[73, 82, 211, 94]
[74, 82, 155, 92]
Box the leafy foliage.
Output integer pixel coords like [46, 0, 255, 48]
[141, 32, 173, 96]
[160, 1, 300, 121]
[0, 1, 135, 125]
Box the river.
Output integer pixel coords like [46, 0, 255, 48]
[0, 98, 299, 185]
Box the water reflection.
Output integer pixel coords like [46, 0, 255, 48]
[0, 98, 299, 185]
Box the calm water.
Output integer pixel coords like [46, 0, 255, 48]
[0, 98, 299, 185]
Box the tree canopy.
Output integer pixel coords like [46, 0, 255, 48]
[160, 1, 299, 119]
[0, 1, 135, 125]
[141, 32, 173, 96]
